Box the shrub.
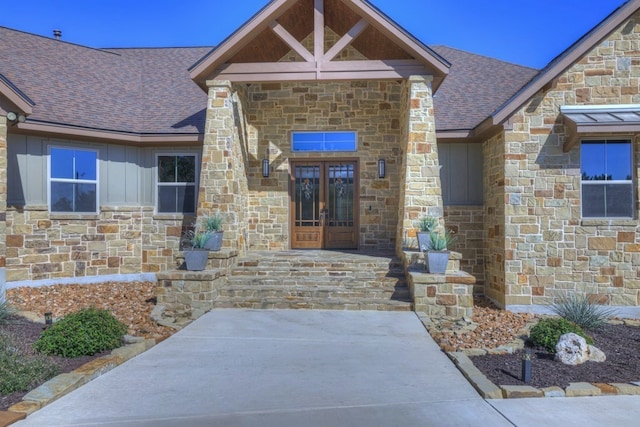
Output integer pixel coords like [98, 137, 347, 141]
[0, 334, 60, 395]
[549, 293, 617, 330]
[529, 317, 593, 353]
[34, 307, 128, 358]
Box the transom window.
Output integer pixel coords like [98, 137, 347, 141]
[291, 131, 357, 152]
[49, 147, 98, 213]
[157, 154, 197, 214]
[581, 139, 634, 218]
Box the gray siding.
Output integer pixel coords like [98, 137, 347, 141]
[7, 134, 201, 210]
[438, 142, 483, 205]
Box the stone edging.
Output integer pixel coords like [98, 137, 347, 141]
[448, 351, 640, 399]
[0, 336, 158, 427]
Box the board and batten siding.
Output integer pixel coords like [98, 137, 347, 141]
[438, 142, 483, 206]
[7, 134, 201, 209]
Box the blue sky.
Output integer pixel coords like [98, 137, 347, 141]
[0, 0, 628, 68]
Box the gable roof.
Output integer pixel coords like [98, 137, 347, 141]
[477, 0, 640, 136]
[0, 27, 209, 142]
[430, 46, 538, 136]
[189, 0, 450, 88]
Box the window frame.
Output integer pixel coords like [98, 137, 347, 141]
[291, 131, 358, 152]
[580, 138, 634, 219]
[47, 145, 99, 214]
[155, 152, 199, 215]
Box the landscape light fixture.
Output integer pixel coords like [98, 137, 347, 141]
[521, 348, 532, 383]
[44, 312, 53, 325]
[6, 111, 26, 126]
[378, 159, 386, 179]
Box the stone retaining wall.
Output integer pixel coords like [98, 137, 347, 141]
[401, 250, 476, 318]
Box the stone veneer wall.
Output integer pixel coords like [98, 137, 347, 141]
[198, 81, 250, 253]
[483, 132, 507, 306]
[240, 80, 404, 251]
[0, 116, 6, 286]
[5, 206, 189, 283]
[443, 205, 485, 294]
[493, 12, 640, 307]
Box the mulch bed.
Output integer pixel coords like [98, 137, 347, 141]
[470, 323, 640, 389]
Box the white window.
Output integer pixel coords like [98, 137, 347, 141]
[291, 131, 357, 152]
[49, 147, 98, 213]
[581, 139, 634, 218]
[156, 154, 197, 213]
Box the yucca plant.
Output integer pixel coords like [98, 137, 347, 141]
[415, 216, 438, 233]
[549, 293, 617, 330]
[202, 212, 223, 232]
[426, 229, 458, 251]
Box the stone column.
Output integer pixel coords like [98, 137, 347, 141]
[396, 75, 444, 254]
[0, 116, 6, 296]
[198, 80, 248, 253]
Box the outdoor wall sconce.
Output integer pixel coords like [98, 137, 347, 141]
[262, 158, 270, 178]
[378, 159, 386, 179]
[6, 111, 26, 126]
[44, 312, 53, 325]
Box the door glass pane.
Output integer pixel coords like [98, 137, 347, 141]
[327, 164, 354, 226]
[295, 165, 320, 226]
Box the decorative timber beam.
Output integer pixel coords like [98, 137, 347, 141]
[315, 0, 325, 62]
[269, 21, 315, 62]
[324, 18, 369, 62]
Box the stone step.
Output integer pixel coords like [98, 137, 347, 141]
[212, 296, 413, 311]
[226, 275, 406, 288]
[219, 284, 412, 301]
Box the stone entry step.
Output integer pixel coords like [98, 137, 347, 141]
[214, 250, 412, 311]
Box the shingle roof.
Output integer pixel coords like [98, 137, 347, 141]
[0, 26, 537, 136]
[0, 27, 210, 135]
[430, 46, 539, 131]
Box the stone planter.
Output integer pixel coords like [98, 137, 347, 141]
[204, 231, 224, 251]
[184, 249, 210, 271]
[426, 251, 450, 274]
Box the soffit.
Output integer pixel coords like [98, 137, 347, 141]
[190, 0, 449, 86]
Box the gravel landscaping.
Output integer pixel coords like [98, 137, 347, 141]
[1, 281, 173, 411]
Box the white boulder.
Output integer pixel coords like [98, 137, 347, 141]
[555, 332, 606, 365]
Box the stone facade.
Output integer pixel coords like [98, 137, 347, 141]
[486, 12, 640, 308]
[5, 205, 189, 283]
[0, 116, 6, 287]
[444, 205, 485, 295]
[204, 79, 406, 252]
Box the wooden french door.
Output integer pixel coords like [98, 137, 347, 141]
[290, 160, 359, 249]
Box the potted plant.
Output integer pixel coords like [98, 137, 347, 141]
[202, 212, 224, 251]
[183, 230, 213, 271]
[425, 229, 457, 274]
[415, 215, 438, 252]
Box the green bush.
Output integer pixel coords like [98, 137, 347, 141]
[529, 317, 593, 353]
[549, 293, 617, 330]
[34, 307, 128, 358]
[0, 334, 60, 395]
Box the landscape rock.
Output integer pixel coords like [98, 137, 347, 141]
[555, 333, 606, 365]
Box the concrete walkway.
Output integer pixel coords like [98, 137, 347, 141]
[12, 310, 640, 426]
